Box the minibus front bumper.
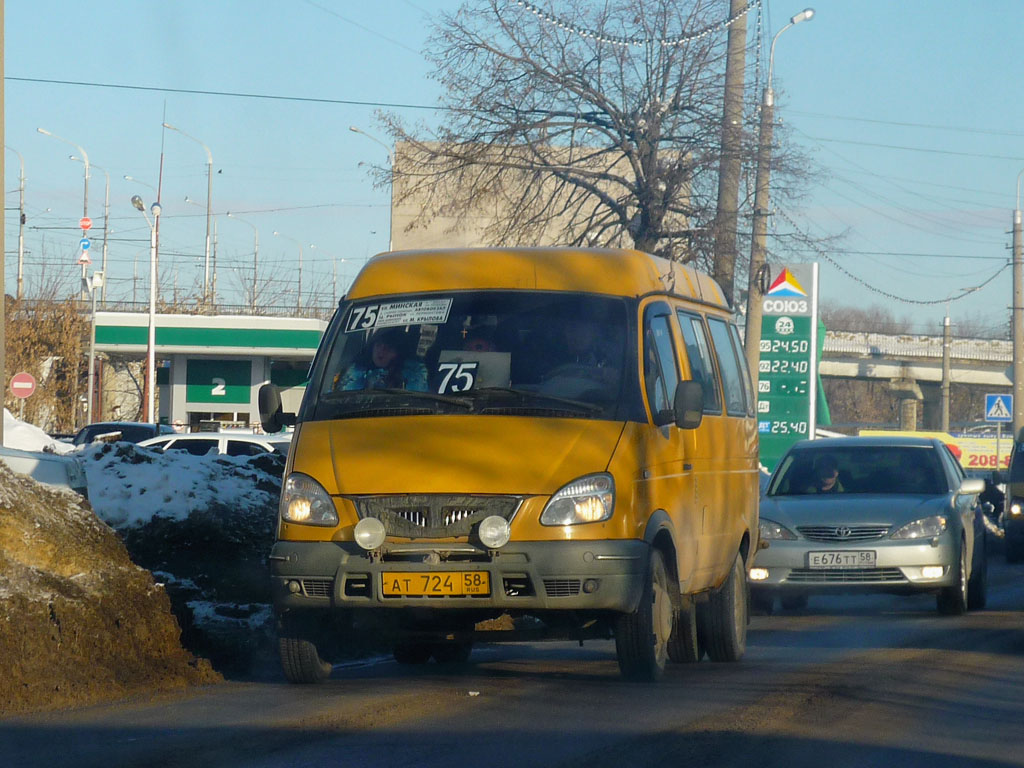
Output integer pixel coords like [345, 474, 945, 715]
[269, 539, 649, 613]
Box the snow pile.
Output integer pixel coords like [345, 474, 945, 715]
[3, 408, 74, 454]
[80, 441, 281, 529]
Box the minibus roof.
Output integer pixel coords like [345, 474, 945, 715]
[346, 247, 730, 309]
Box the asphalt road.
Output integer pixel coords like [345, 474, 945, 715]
[4, 559, 1023, 768]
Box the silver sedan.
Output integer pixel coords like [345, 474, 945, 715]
[751, 435, 987, 615]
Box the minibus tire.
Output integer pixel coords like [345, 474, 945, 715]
[278, 615, 332, 684]
[700, 552, 747, 662]
[667, 595, 703, 663]
[615, 549, 673, 681]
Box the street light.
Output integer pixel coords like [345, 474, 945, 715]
[38, 127, 90, 297]
[274, 231, 304, 311]
[163, 122, 213, 305]
[227, 212, 260, 312]
[349, 125, 395, 251]
[131, 194, 162, 424]
[123, 175, 157, 194]
[85, 271, 104, 423]
[742, 9, 815, 392]
[186, 196, 219, 305]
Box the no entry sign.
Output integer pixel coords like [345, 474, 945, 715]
[10, 372, 36, 399]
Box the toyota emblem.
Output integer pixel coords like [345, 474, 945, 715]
[834, 526, 852, 539]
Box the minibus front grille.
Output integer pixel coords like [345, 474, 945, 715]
[354, 494, 521, 538]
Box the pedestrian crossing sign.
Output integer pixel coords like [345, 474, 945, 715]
[985, 394, 1012, 422]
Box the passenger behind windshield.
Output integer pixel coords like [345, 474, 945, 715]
[316, 292, 631, 419]
[334, 326, 428, 392]
[805, 454, 843, 494]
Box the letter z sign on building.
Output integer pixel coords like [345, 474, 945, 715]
[757, 263, 820, 472]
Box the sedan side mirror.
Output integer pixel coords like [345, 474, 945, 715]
[958, 477, 986, 496]
[258, 383, 296, 434]
[673, 380, 704, 430]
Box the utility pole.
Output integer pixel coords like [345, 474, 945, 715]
[711, 0, 749, 307]
[0, 0, 5, 446]
[743, 85, 774, 389]
[1013, 182, 1023, 441]
[743, 10, 815, 388]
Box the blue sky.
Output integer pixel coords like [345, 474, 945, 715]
[5, 0, 1023, 334]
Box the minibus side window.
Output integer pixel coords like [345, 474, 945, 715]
[728, 322, 755, 417]
[707, 317, 748, 417]
[675, 310, 723, 414]
[643, 307, 679, 426]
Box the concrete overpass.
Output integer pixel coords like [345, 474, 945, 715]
[821, 330, 1011, 429]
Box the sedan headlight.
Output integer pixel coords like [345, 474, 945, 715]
[891, 515, 947, 540]
[759, 518, 797, 540]
[540, 473, 614, 526]
[280, 473, 338, 526]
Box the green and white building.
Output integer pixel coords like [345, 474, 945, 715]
[94, 312, 327, 430]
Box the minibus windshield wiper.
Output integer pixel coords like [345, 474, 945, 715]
[322, 388, 474, 410]
[471, 387, 604, 415]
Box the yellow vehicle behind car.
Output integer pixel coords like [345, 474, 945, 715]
[259, 247, 759, 682]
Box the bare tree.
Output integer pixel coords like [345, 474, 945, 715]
[382, 0, 776, 267]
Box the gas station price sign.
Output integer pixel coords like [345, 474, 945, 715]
[756, 264, 819, 472]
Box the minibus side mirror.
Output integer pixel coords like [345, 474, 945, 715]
[258, 383, 296, 434]
[992, 470, 1007, 485]
[673, 380, 704, 430]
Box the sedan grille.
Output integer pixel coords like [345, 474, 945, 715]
[786, 568, 906, 583]
[354, 494, 521, 538]
[797, 525, 891, 542]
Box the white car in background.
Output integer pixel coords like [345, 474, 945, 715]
[138, 433, 291, 457]
[0, 445, 89, 498]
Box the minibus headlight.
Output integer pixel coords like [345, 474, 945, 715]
[540, 473, 615, 526]
[280, 473, 338, 526]
[1011, 501, 1023, 516]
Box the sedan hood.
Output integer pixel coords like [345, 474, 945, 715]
[760, 494, 952, 529]
[291, 416, 626, 496]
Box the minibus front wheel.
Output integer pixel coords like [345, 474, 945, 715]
[278, 613, 333, 684]
[614, 549, 674, 681]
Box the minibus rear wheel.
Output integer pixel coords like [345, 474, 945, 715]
[278, 614, 333, 684]
[615, 549, 673, 681]
[699, 551, 748, 662]
[667, 594, 703, 663]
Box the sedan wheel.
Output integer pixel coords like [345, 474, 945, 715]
[937, 542, 968, 616]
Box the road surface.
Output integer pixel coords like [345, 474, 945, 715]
[3, 559, 1023, 768]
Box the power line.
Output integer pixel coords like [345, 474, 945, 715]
[5, 76, 446, 112]
[789, 109, 1024, 139]
[804, 135, 1024, 163]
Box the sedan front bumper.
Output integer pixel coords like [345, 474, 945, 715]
[750, 532, 959, 595]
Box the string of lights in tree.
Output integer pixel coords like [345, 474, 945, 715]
[514, 0, 761, 48]
[774, 207, 1007, 305]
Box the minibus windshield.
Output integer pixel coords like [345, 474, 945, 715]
[312, 291, 629, 420]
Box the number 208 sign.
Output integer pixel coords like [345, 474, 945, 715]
[757, 263, 820, 472]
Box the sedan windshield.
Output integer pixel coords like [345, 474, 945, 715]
[313, 291, 628, 420]
[769, 445, 947, 496]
